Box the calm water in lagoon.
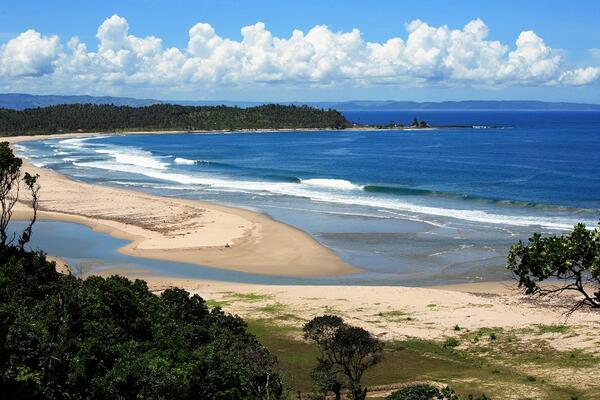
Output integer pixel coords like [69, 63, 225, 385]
[9, 220, 426, 286]
[17, 111, 600, 285]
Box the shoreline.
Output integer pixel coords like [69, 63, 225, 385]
[8, 131, 600, 360]
[0, 123, 484, 140]
[4, 131, 515, 286]
[8, 133, 359, 277]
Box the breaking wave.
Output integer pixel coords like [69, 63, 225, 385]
[174, 157, 196, 165]
[39, 136, 589, 231]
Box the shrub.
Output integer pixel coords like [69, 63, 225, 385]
[444, 337, 460, 348]
[386, 384, 458, 400]
[0, 248, 283, 399]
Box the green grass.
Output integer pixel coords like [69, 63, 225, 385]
[535, 324, 571, 335]
[204, 299, 231, 308]
[218, 291, 274, 302]
[472, 327, 504, 342]
[443, 337, 460, 348]
[378, 309, 413, 321]
[247, 319, 598, 400]
[204, 292, 275, 309]
[257, 302, 288, 315]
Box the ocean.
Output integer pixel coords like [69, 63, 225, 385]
[16, 110, 600, 285]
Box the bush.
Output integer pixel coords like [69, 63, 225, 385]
[386, 385, 489, 400]
[0, 247, 283, 399]
[444, 337, 460, 348]
[386, 384, 458, 400]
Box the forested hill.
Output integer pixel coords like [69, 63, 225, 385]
[0, 103, 349, 135]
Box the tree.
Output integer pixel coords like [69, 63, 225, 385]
[507, 222, 600, 313]
[309, 358, 344, 400]
[411, 117, 419, 127]
[304, 315, 345, 400]
[0, 142, 39, 250]
[0, 103, 350, 135]
[0, 142, 22, 247]
[0, 255, 284, 399]
[303, 315, 383, 400]
[18, 172, 40, 251]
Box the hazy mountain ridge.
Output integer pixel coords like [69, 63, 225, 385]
[2, 93, 600, 111]
[0, 93, 163, 110]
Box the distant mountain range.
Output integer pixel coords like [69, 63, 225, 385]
[0, 93, 162, 110]
[315, 100, 600, 111]
[2, 93, 600, 111]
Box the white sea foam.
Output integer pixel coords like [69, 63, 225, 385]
[56, 138, 583, 231]
[174, 157, 196, 165]
[62, 157, 83, 162]
[58, 137, 99, 148]
[301, 178, 362, 190]
[93, 148, 169, 170]
[71, 159, 580, 230]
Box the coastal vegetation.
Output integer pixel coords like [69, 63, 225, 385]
[248, 316, 596, 399]
[508, 222, 600, 312]
[303, 315, 383, 400]
[0, 103, 350, 135]
[0, 253, 286, 399]
[0, 142, 39, 249]
[385, 384, 465, 400]
[1, 144, 598, 399]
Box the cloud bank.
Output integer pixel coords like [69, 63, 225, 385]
[1, 15, 599, 94]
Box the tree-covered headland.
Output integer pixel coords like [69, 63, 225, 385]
[0, 104, 349, 135]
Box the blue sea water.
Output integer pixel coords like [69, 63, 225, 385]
[16, 111, 600, 285]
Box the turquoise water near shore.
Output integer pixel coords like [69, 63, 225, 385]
[16, 111, 600, 285]
[8, 221, 416, 285]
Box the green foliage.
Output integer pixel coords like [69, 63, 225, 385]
[0, 142, 39, 250]
[303, 315, 383, 400]
[507, 222, 600, 311]
[386, 384, 488, 400]
[385, 384, 459, 400]
[0, 142, 23, 246]
[0, 247, 283, 399]
[0, 103, 350, 135]
[443, 337, 460, 348]
[535, 324, 570, 334]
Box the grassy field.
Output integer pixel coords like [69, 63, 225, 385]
[247, 319, 599, 399]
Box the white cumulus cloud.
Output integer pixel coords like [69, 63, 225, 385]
[0, 29, 61, 77]
[558, 67, 600, 86]
[0, 15, 598, 94]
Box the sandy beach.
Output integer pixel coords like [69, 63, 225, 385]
[7, 133, 358, 277]
[6, 131, 600, 397]
[7, 132, 600, 349]
[86, 271, 600, 356]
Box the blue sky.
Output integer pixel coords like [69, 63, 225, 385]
[1, 0, 599, 102]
